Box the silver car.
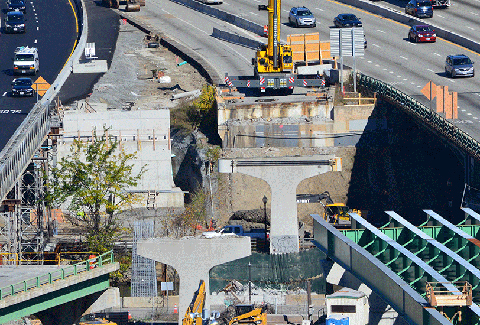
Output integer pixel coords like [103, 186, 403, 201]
[288, 7, 316, 28]
[445, 54, 475, 78]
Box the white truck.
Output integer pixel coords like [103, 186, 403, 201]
[13, 46, 39, 75]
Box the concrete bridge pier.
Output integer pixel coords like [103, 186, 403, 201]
[35, 291, 104, 325]
[219, 155, 341, 254]
[137, 237, 251, 325]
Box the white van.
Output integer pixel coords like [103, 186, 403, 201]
[13, 46, 39, 75]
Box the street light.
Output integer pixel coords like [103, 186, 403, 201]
[262, 196, 268, 251]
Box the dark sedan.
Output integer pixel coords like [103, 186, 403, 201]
[408, 25, 436, 43]
[7, 0, 26, 13]
[11, 78, 34, 97]
[333, 13, 362, 28]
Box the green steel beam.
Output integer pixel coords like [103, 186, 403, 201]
[0, 274, 110, 323]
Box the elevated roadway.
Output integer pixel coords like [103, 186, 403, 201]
[312, 209, 480, 324]
[0, 0, 77, 149]
[0, 252, 119, 325]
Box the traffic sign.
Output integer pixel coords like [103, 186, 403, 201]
[32, 76, 51, 96]
[421, 80, 437, 100]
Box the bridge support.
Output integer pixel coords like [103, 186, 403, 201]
[219, 155, 341, 254]
[137, 237, 251, 325]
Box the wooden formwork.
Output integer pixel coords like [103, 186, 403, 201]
[305, 33, 320, 62]
[287, 34, 305, 62]
[320, 41, 332, 61]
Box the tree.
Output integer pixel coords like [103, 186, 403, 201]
[44, 128, 146, 253]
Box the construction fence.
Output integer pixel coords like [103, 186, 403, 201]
[209, 249, 327, 294]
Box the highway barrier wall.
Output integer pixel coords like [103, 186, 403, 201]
[0, 0, 87, 202]
[170, 0, 265, 36]
[212, 28, 264, 49]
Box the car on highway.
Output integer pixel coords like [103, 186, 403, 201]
[445, 54, 475, 78]
[4, 11, 25, 33]
[11, 77, 34, 97]
[405, 0, 433, 18]
[408, 25, 436, 43]
[288, 7, 316, 28]
[7, 0, 26, 13]
[333, 13, 362, 28]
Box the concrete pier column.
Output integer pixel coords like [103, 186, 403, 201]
[219, 155, 341, 254]
[137, 237, 251, 325]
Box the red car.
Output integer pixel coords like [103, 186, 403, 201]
[408, 25, 436, 43]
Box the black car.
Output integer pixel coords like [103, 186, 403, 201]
[7, 0, 26, 13]
[11, 77, 34, 97]
[334, 13, 362, 28]
[405, 0, 433, 18]
[4, 11, 25, 33]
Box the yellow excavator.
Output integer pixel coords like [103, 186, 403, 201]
[297, 191, 353, 228]
[228, 304, 267, 325]
[183, 280, 219, 325]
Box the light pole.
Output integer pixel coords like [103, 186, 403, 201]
[262, 196, 268, 251]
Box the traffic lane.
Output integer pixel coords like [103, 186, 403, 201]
[58, 0, 119, 104]
[146, 0, 256, 76]
[0, 1, 41, 110]
[0, 0, 77, 150]
[33, 0, 77, 83]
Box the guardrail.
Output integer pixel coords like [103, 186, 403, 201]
[0, 250, 114, 300]
[0, 0, 88, 203]
[357, 73, 480, 161]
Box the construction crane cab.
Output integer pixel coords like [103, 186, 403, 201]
[228, 304, 267, 325]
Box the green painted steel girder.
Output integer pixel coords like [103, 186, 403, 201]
[0, 274, 110, 324]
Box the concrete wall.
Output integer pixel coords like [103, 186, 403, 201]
[59, 109, 184, 208]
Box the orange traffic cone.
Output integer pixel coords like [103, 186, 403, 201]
[174, 304, 178, 314]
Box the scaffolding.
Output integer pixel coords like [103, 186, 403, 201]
[131, 220, 158, 297]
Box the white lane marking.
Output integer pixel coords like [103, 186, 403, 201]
[389, 71, 394, 73]
[427, 68, 434, 72]
[433, 53, 441, 56]
[372, 44, 380, 48]
[37, 26, 39, 31]
[403, 78, 408, 81]
[2, 92, 7, 97]
[467, 26, 475, 30]
[34, 39, 37, 43]
[376, 29, 386, 33]
[417, 85, 421, 88]
[397, 75, 401, 77]
[315, 7, 324, 11]
[375, 64, 380, 67]
[447, 78, 455, 83]
[249, 11, 258, 16]
[468, 113, 472, 116]
[474, 117, 478, 120]
[462, 109, 466, 112]
[383, 68, 387, 70]
[367, 60, 372, 63]
[472, 12, 479, 16]
[400, 56, 408, 60]
[436, 14, 443, 18]
[411, 82, 415, 84]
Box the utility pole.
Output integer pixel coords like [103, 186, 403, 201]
[306, 280, 312, 322]
[249, 262, 252, 304]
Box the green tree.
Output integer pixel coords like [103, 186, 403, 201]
[44, 128, 146, 253]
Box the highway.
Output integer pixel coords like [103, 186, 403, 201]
[141, 0, 480, 140]
[0, 0, 77, 149]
